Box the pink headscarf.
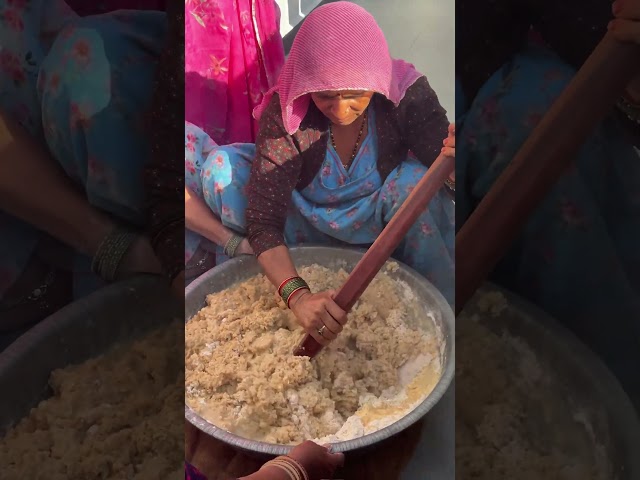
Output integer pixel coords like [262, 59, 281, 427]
[254, 1, 423, 135]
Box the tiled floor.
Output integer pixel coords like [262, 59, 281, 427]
[276, 0, 455, 119]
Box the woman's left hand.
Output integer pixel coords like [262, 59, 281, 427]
[442, 123, 455, 158]
[609, 0, 640, 101]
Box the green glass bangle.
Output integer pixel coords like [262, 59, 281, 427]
[280, 277, 309, 305]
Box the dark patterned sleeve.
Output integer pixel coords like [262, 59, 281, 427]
[456, 0, 613, 102]
[398, 76, 449, 167]
[531, 0, 640, 145]
[458, 0, 639, 145]
[144, 2, 184, 280]
[456, 0, 532, 102]
[245, 95, 304, 256]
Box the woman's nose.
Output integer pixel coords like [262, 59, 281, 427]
[331, 100, 349, 119]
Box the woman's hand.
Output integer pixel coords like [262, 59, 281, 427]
[290, 290, 347, 345]
[288, 441, 345, 479]
[236, 238, 254, 256]
[609, 0, 640, 101]
[441, 123, 455, 158]
[117, 236, 163, 278]
[442, 123, 455, 182]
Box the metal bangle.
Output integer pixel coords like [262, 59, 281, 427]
[444, 177, 455, 192]
[91, 228, 136, 282]
[223, 234, 244, 258]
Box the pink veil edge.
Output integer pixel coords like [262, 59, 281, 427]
[253, 58, 425, 135]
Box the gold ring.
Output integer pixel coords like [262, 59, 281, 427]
[317, 325, 326, 337]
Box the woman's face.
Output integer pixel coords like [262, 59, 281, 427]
[311, 90, 374, 126]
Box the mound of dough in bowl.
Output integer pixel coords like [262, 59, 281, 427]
[185, 263, 444, 445]
[0, 322, 184, 480]
[456, 291, 614, 480]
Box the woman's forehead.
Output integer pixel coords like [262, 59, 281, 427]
[313, 89, 373, 97]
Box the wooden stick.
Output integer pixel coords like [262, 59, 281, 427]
[455, 33, 640, 315]
[293, 152, 455, 358]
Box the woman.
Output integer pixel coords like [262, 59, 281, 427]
[185, 2, 456, 346]
[0, 1, 179, 329]
[186, 441, 344, 480]
[185, 0, 285, 144]
[184, 0, 285, 279]
[455, 0, 640, 404]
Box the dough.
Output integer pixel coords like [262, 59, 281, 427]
[456, 292, 612, 480]
[185, 263, 443, 444]
[0, 322, 183, 480]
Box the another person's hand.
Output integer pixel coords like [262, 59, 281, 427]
[442, 122, 455, 158]
[117, 236, 163, 278]
[290, 290, 347, 345]
[442, 123, 456, 183]
[288, 441, 345, 480]
[236, 238, 254, 256]
[609, 0, 640, 100]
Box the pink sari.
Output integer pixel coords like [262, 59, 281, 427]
[185, 0, 285, 145]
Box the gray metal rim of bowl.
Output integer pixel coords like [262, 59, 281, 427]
[184, 245, 455, 455]
[0, 275, 181, 435]
[473, 284, 640, 476]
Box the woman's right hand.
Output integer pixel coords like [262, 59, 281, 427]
[609, 0, 640, 100]
[290, 290, 347, 345]
[288, 441, 345, 479]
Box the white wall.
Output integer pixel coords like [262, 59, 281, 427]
[275, 0, 323, 37]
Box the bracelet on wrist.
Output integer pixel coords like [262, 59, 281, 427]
[286, 286, 311, 309]
[279, 277, 310, 307]
[223, 234, 244, 258]
[291, 290, 311, 309]
[444, 177, 455, 192]
[261, 456, 309, 480]
[278, 276, 299, 296]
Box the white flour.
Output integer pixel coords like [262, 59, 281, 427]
[185, 263, 445, 445]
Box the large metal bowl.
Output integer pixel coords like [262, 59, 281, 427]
[184, 246, 455, 456]
[0, 275, 182, 435]
[461, 284, 640, 479]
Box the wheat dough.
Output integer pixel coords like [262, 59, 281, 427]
[0, 322, 183, 480]
[185, 263, 443, 444]
[456, 292, 612, 480]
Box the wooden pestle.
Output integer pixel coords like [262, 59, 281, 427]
[293, 152, 455, 358]
[455, 33, 640, 315]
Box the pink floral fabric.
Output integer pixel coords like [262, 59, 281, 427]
[185, 0, 285, 144]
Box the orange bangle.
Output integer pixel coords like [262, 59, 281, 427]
[286, 286, 311, 309]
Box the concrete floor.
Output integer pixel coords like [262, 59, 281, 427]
[276, 0, 455, 119]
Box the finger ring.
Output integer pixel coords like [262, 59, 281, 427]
[317, 325, 326, 337]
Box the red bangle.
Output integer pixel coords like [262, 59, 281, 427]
[278, 276, 299, 296]
[286, 286, 310, 309]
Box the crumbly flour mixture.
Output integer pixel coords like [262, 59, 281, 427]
[456, 292, 612, 480]
[0, 322, 183, 480]
[185, 263, 443, 445]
